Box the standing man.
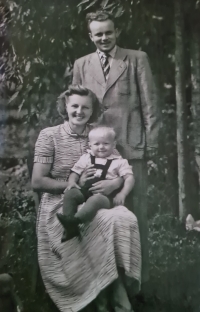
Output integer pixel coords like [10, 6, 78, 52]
[72, 10, 160, 288]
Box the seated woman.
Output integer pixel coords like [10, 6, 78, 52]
[31, 84, 141, 312]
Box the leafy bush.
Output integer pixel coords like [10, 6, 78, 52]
[1, 194, 200, 311]
[148, 214, 200, 311]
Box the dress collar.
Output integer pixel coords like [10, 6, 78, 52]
[63, 121, 90, 138]
[86, 149, 121, 160]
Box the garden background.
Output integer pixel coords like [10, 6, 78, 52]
[1, 0, 200, 311]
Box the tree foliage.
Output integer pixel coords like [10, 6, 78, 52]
[1, 0, 200, 221]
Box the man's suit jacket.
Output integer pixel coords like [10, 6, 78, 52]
[72, 46, 160, 160]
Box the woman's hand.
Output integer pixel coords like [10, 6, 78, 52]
[79, 165, 96, 187]
[89, 177, 123, 196]
[65, 182, 80, 191]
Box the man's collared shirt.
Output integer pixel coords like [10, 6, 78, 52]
[97, 45, 117, 74]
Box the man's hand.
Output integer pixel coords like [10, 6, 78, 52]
[113, 192, 126, 206]
[79, 165, 96, 187]
[89, 177, 123, 195]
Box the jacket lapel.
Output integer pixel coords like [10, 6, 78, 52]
[105, 47, 127, 92]
[88, 53, 106, 87]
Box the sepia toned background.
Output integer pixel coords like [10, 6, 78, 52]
[1, 0, 200, 311]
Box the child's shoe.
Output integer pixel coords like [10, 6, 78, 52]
[57, 213, 80, 242]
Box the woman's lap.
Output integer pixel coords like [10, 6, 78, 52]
[37, 196, 141, 312]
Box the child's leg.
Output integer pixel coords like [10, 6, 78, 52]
[57, 189, 85, 242]
[75, 194, 110, 223]
[63, 188, 85, 218]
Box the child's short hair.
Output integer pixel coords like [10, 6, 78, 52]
[89, 126, 116, 141]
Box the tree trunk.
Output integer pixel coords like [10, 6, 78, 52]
[175, 0, 187, 221]
[191, 6, 200, 149]
[190, 3, 200, 214]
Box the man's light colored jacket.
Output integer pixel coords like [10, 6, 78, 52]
[72, 46, 160, 160]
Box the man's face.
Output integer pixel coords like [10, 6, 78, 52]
[89, 19, 119, 53]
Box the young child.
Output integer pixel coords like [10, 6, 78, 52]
[57, 126, 134, 242]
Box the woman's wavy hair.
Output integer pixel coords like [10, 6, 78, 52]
[57, 85, 101, 123]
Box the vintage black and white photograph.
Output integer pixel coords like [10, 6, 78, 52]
[0, 0, 200, 311]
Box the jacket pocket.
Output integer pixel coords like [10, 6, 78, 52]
[118, 78, 130, 95]
[127, 109, 145, 148]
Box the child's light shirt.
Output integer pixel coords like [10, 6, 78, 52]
[71, 150, 133, 179]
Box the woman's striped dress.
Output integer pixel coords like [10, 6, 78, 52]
[34, 121, 141, 312]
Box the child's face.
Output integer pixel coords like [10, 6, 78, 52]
[89, 133, 116, 158]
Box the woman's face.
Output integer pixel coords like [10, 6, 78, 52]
[66, 94, 93, 127]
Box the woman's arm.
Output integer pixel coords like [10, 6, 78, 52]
[32, 162, 68, 194]
[89, 177, 123, 196]
[66, 172, 81, 190]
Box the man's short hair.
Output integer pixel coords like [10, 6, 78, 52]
[57, 84, 101, 123]
[86, 11, 116, 31]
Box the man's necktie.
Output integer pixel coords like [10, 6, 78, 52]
[100, 53, 110, 81]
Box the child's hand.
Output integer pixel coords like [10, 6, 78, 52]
[65, 182, 80, 192]
[79, 165, 96, 187]
[113, 192, 126, 206]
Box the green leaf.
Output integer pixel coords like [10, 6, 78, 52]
[114, 6, 124, 17]
[106, 3, 117, 11]
[77, 0, 90, 7]
[101, 0, 110, 9]
[103, 3, 116, 10]
[18, 100, 25, 113]
[85, 0, 99, 10]
[8, 91, 19, 104]
[25, 61, 31, 73]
